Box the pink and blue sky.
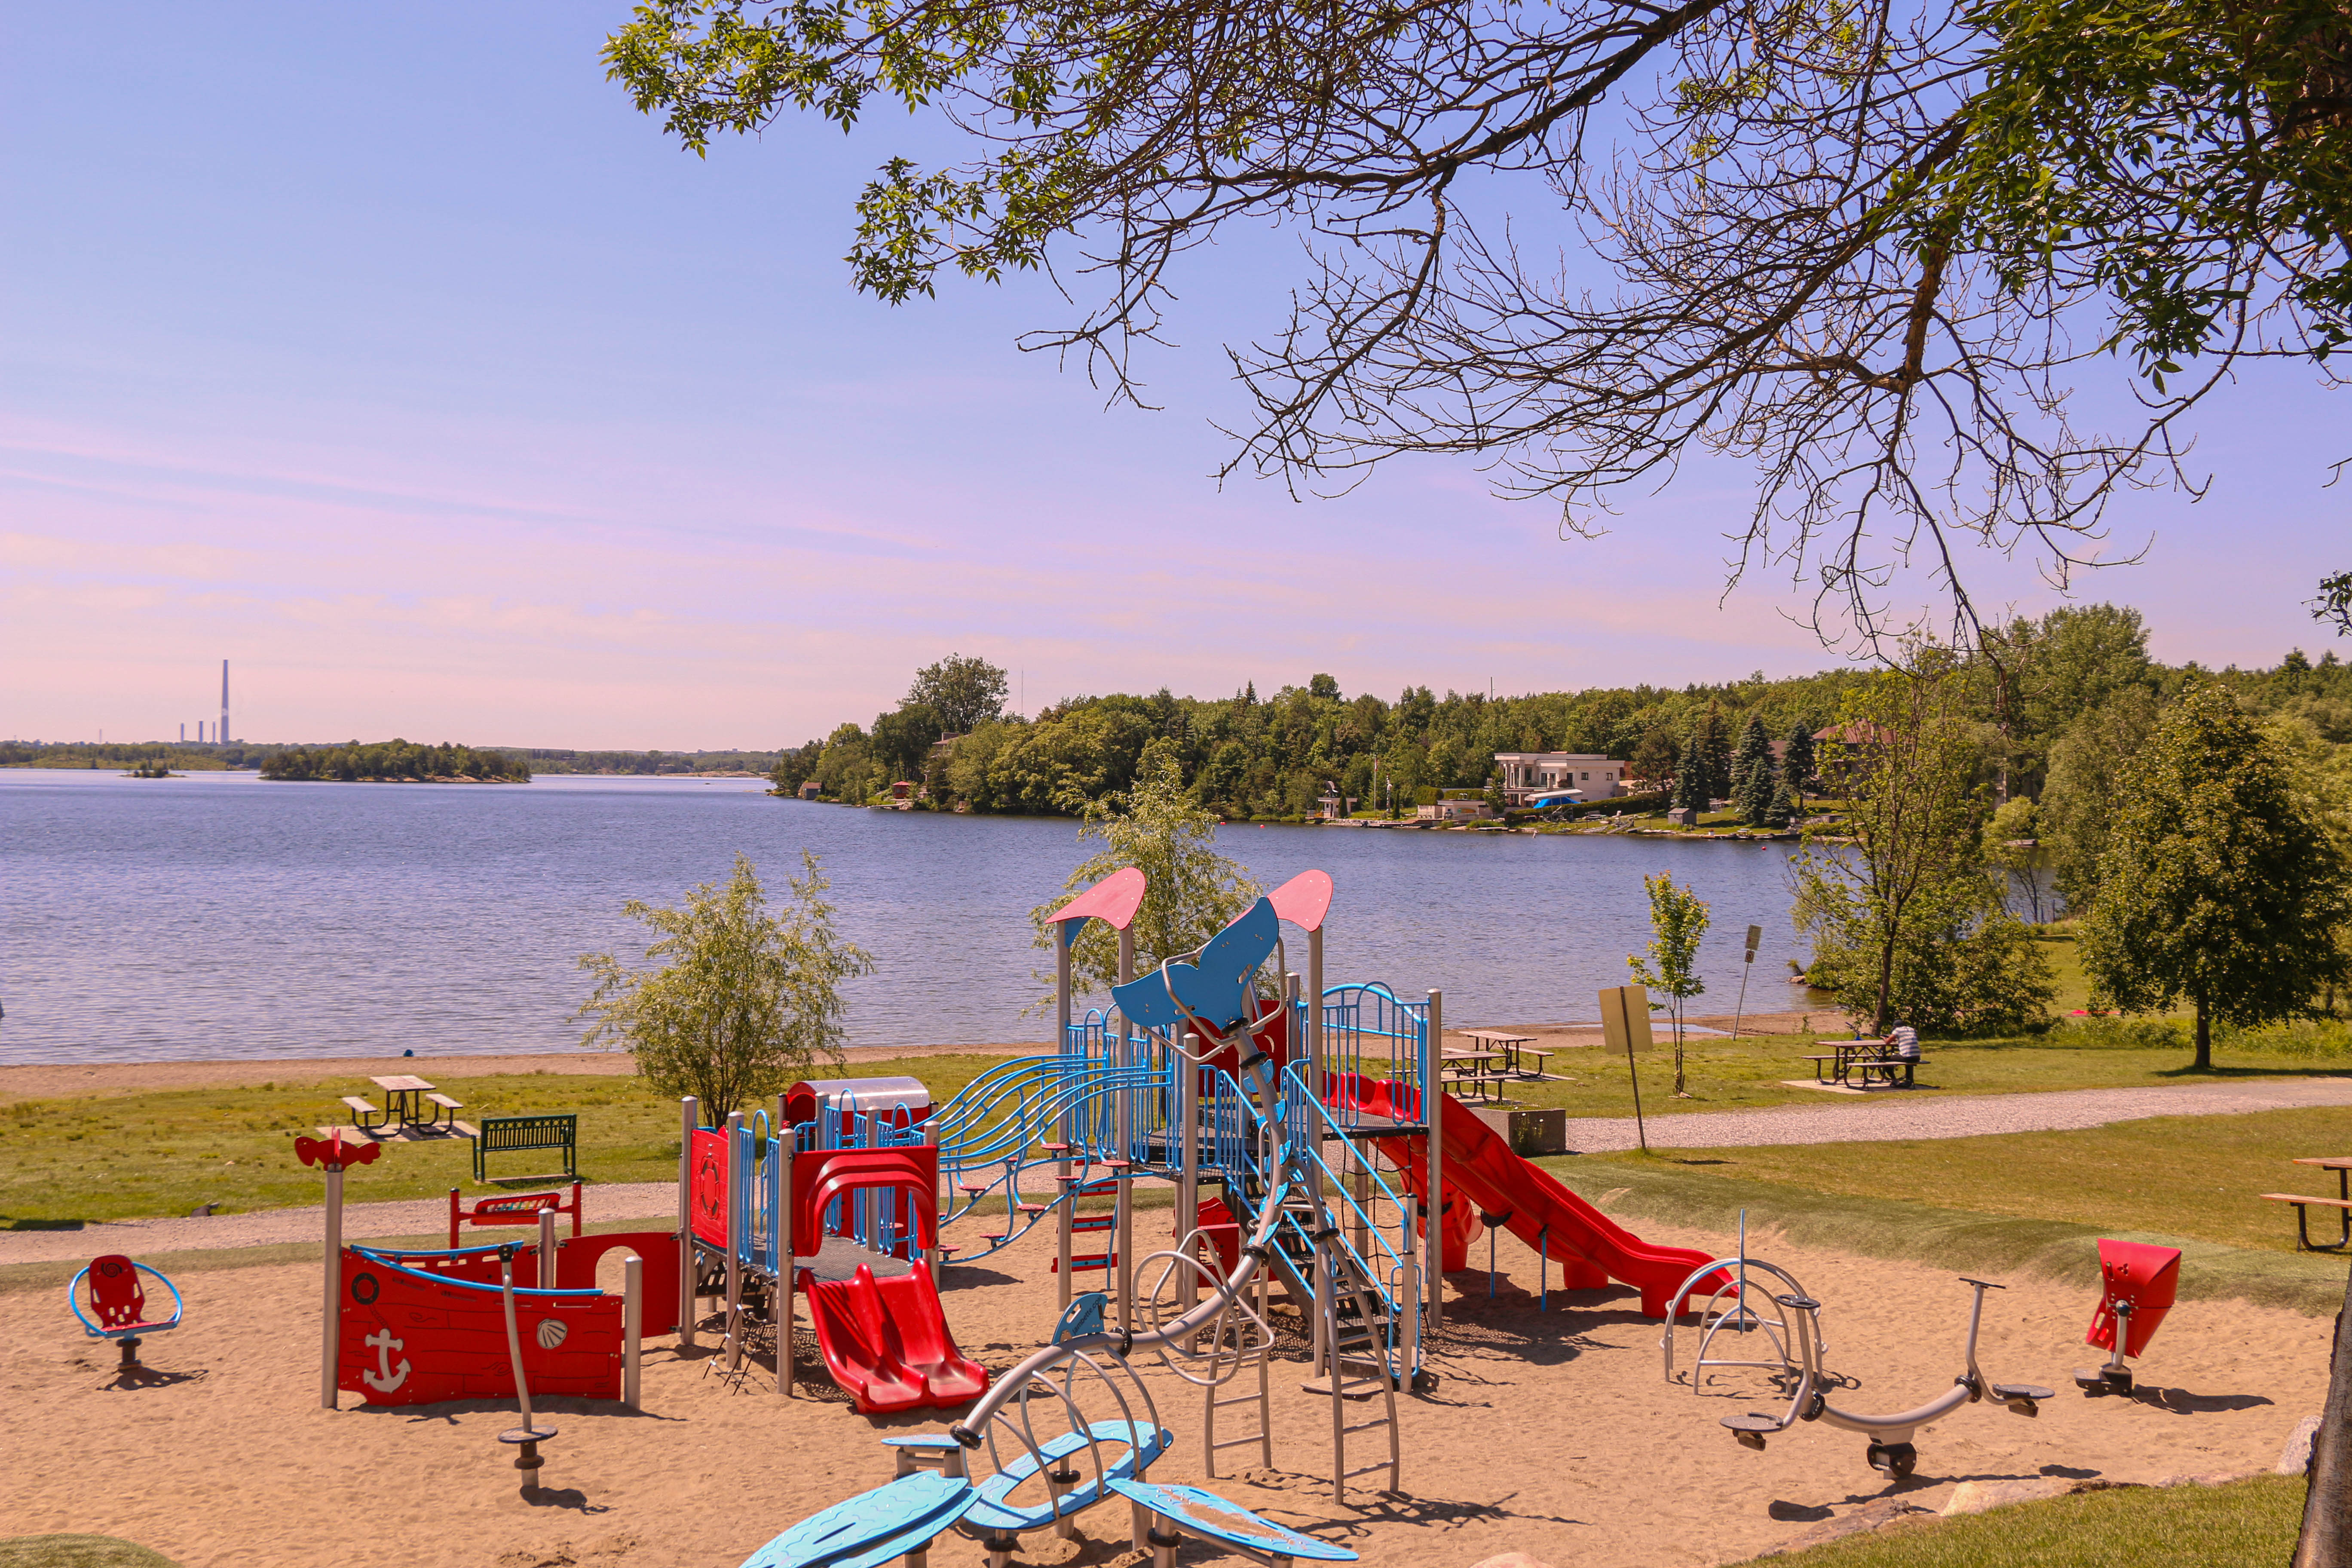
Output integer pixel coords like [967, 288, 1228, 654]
[3, 3, 2340, 750]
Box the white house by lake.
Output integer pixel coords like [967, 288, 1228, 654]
[1494, 751, 1625, 805]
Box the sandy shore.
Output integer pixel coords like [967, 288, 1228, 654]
[0, 1015, 1828, 1105]
[2, 1212, 2317, 1568]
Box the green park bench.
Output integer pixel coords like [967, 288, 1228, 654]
[467, 1112, 579, 1183]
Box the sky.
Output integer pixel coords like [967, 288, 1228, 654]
[3, 3, 2345, 750]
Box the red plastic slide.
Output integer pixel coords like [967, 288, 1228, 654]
[1337, 1078, 1724, 1318]
[796, 1259, 990, 1415]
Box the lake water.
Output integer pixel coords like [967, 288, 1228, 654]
[0, 770, 1813, 1064]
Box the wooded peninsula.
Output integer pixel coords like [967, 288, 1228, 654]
[259, 740, 529, 783]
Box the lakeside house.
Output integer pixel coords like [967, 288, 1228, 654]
[1416, 797, 1494, 822]
[1493, 751, 1626, 806]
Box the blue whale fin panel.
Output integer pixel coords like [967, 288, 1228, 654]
[1108, 897, 1279, 1035]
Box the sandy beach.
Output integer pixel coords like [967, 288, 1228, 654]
[2, 1210, 2318, 1568]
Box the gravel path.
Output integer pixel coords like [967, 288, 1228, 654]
[1565, 1076, 2352, 1153]
[0, 1182, 680, 1266]
[14, 1079, 2350, 1265]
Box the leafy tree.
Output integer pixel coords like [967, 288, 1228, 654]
[1730, 714, 1778, 827]
[1308, 673, 1341, 700]
[871, 702, 943, 782]
[1029, 753, 1261, 1005]
[1627, 872, 1709, 1096]
[1793, 651, 2050, 1033]
[2081, 683, 2352, 1071]
[2040, 689, 2162, 914]
[575, 851, 873, 1123]
[604, 2, 2352, 643]
[1629, 727, 1679, 793]
[908, 653, 1011, 735]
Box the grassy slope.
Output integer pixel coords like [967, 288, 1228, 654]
[1583, 1106, 2352, 1256]
[1749, 1475, 2304, 1567]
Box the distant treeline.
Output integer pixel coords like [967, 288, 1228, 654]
[508, 748, 781, 775]
[260, 740, 530, 783]
[771, 613, 2352, 822]
[0, 742, 241, 771]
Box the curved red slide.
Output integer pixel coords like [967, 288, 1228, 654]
[1341, 1080, 1725, 1318]
[795, 1259, 990, 1415]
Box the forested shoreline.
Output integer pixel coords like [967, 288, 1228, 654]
[260, 739, 530, 783]
[768, 615, 2352, 827]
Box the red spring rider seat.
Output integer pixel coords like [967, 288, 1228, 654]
[2075, 1239, 2180, 1396]
[70, 1255, 185, 1373]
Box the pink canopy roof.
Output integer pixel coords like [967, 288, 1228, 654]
[1046, 865, 1147, 931]
[1268, 870, 1333, 932]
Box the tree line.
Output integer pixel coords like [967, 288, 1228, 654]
[260, 740, 530, 783]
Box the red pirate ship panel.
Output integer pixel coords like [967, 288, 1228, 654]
[335, 1251, 623, 1407]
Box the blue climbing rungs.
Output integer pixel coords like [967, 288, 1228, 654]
[737, 1470, 976, 1568]
[963, 1422, 1172, 1536]
[1108, 1478, 1359, 1562]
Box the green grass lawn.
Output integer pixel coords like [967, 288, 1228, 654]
[1489, 1025, 2347, 1123]
[0, 1054, 1016, 1226]
[1750, 1475, 2304, 1566]
[1579, 1104, 2352, 1256]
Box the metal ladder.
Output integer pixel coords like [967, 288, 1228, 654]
[1300, 1210, 1403, 1502]
[1201, 1262, 1274, 1478]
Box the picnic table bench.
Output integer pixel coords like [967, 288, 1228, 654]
[1458, 1029, 1555, 1079]
[1804, 1041, 1927, 1089]
[470, 1112, 578, 1183]
[1440, 1048, 1507, 1103]
[2264, 1158, 2352, 1251]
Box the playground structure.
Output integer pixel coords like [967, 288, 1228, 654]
[2075, 1239, 2183, 1396]
[1665, 1248, 2056, 1479]
[719, 866, 1734, 1564]
[296, 1133, 673, 1417]
[69, 1254, 185, 1377]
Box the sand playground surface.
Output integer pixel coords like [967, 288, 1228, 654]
[1, 1210, 2323, 1568]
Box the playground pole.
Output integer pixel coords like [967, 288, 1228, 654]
[622, 1256, 642, 1409]
[1179, 1032, 1200, 1310]
[677, 1097, 697, 1351]
[321, 1156, 343, 1411]
[1308, 926, 1324, 1095]
[724, 1110, 744, 1372]
[1426, 990, 1444, 1334]
[778, 1091, 795, 1398]
[1115, 927, 1136, 1329]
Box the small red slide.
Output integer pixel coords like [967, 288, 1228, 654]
[1338, 1077, 1725, 1318]
[796, 1259, 990, 1415]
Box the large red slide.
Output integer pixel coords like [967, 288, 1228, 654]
[796, 1259, 989, 1415]
[1335, 1078, 1725, 1318]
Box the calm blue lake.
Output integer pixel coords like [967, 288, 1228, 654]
[0, 770, 1811, 1064]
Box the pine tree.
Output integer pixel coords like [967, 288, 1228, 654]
[1782, 723, 1817, 803]
[1765, 767, 1797, 828]
[1671, 750, 1707, 813]
[1731, 714, 1776, 826]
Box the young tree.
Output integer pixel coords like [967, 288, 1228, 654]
[1628, 872, 1709, 1096]
[575, 852, 873, 1124]
[1029, 752, 1262, 1004]
[2081, 683, 2352, 1071]
[908, 653, 1011, 735]
[1730, 714, 1777, 827]
[1793, 651, 2052, 1034]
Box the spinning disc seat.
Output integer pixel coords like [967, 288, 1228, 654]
[70, 1255, 184, 1372]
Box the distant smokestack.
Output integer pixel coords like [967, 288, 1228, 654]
[220, 660, 230, 747]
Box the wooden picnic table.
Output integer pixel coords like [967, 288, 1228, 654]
[1440, 1048, 1507, 1102]
[2267, 1157, 2352, 1250]
[343, 1074, 466, 1135]
[1458, 1029, 1554, 1078]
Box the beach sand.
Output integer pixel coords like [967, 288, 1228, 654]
[2, 1213, 2320, 1568]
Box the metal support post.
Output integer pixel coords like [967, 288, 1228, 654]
[538, 1210, 557, 1287]
[677, 1097, 698, 1351]
[622, 1256, 643, 1409]
[321, 1161, 343, 1410]
[1308, 927, 1325, 1096]
[724, 1110, 744, 1371]
[778, 1096, 796, 1398]
[1178, 1034, 1200, 1310]
[1426, 989, 1444, 1334]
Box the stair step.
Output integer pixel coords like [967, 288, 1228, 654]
[1299, 1375, 1381, 1401]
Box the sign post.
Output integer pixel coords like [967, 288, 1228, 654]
[1599, 985, 1654, 1154]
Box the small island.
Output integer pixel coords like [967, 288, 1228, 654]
[260, 739, 530, 783]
